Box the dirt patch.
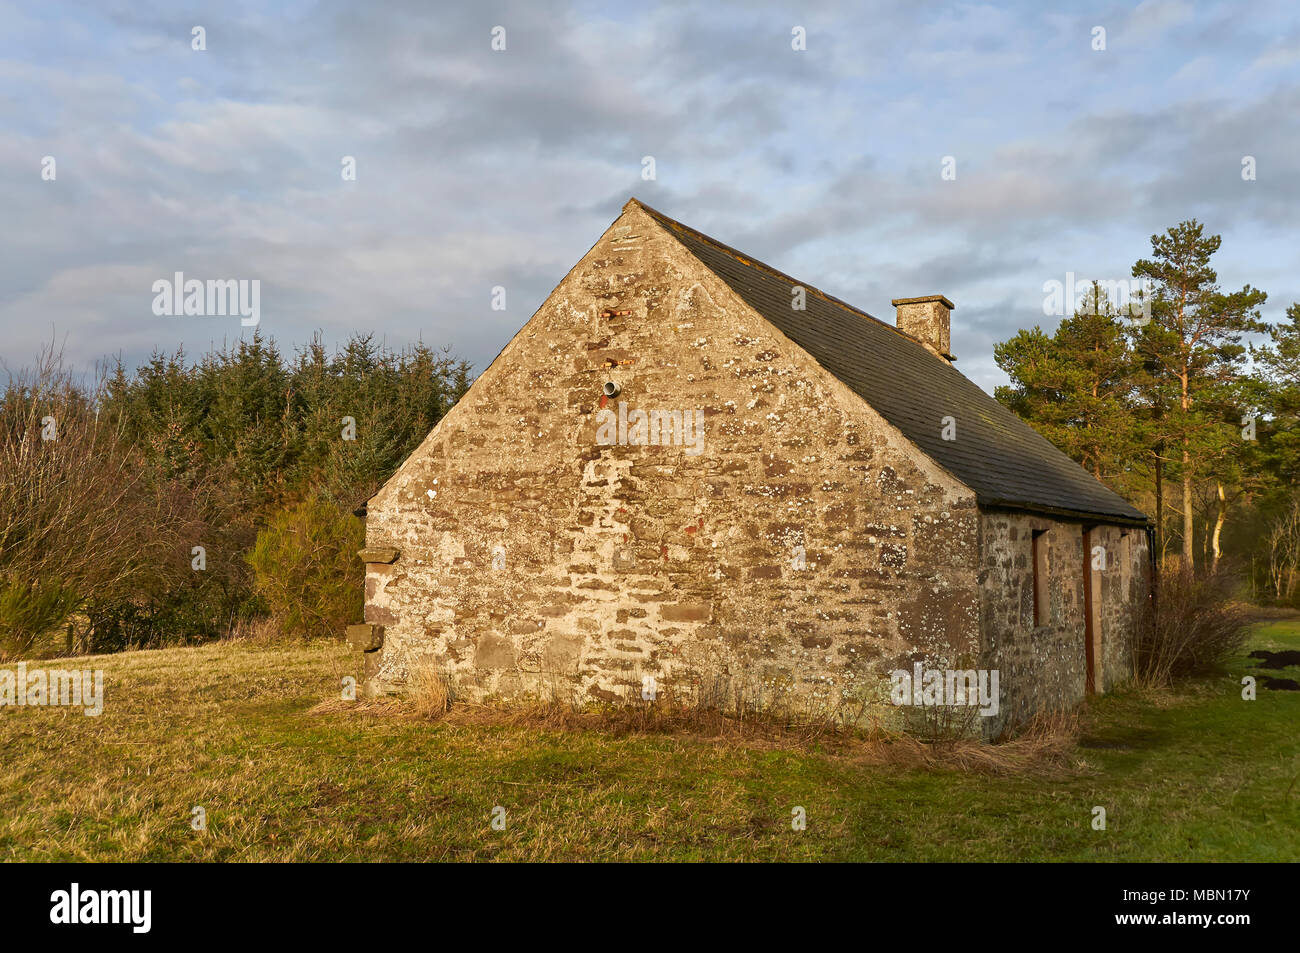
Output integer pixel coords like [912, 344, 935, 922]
[310, 781, 347, 808]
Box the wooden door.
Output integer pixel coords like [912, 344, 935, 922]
[1083, 529, 1097, 694]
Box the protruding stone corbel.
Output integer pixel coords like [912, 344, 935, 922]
[357, 547, 400, 565]
[346, 623, 385, 652]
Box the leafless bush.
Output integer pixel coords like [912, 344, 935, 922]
[1265, 494, 1300, 604]
[0, 348, 202, 658]
[899, 698, 987, 742]
[1134, 565, 1251, 686]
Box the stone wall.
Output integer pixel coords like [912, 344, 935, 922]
[361, 204, 983, 718]
[358, 203, 1151, 735]
[978, 510, 1151, 736]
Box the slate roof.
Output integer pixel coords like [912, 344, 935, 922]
[631, 198, 1149, 526]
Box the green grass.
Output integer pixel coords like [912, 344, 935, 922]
[2, 622, 1298, 861]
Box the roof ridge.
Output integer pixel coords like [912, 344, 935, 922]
[625, 197, 933, 355]
[620, 197, 1147, 525]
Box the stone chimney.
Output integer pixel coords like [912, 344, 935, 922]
[891, 295, 955, 362]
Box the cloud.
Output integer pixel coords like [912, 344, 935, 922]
[1125, 0, 1195, 41]
[1, 0, 1297, 396]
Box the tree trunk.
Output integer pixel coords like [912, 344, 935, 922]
[1182, 441, 1194, 573]
[1211, 481, 1226, 570]
[1154, 453, 1164, 570]
[1179, 359, 1194, 574]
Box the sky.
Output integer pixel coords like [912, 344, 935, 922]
[1, 0, 1298, 392]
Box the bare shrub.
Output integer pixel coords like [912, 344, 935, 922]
[1265, 494, 1300, 604]
[1135, 565, 1251, 686]
[0, 348, 202, 659]
[899, 699, 986, 742]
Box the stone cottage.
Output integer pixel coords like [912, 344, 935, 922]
[350, 198, 1152, 737]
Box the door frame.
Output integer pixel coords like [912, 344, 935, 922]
[1082, 527, 1098, 694]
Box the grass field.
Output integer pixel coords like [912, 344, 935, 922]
[2, 621, 1298, 862]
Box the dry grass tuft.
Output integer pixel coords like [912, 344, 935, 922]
[309, 667, 452, 721]
[222, 617, 283, 645]
[311, 689, 1080, 776]
[408, 660, 451, 718]
[1241, 604, 1300, 623]
[308, 696, 409, 718]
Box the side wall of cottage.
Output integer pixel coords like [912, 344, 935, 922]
[978, 511, 1151, 736]
[360, 204, 984, 720]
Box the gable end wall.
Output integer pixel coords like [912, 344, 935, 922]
[361, 205, 985, 717]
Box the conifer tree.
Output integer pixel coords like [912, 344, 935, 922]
[1131, 221, 1267, 572]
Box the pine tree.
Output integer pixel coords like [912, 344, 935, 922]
[1131, 221, 1267, 572]
[1255, 302, 1300, 489]
[995, 282, 1142, 491]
